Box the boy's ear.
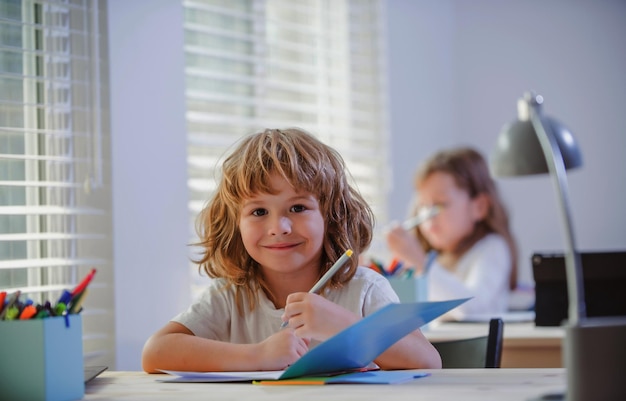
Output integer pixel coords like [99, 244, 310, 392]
[471, 193, 490, 221]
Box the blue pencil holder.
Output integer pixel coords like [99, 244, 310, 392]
[0, 315, 84, 401]
[388, 276, 428, 303]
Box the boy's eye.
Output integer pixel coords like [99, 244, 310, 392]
[252, 208, 268, 217]
[290, 204, 306, 213]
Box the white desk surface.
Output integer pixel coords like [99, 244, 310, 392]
[85, 369, 565, 401]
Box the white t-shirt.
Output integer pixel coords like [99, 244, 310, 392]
[428, 233, 512, 320]
[172, 266, 399, 346]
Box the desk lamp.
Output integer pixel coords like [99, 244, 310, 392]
[491, 92, 626, 401]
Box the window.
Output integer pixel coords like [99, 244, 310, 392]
[0, 0, 114, 367]
[183, 0, 391, 291]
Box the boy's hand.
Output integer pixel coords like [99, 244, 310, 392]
[282, 292, 359, 341]
[256, 329, 309, 371]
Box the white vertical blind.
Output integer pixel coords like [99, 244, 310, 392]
[0, 0, 114, 367]
[183, 0, 391, 291]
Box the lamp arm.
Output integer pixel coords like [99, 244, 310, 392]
[529, 106, 586, 325]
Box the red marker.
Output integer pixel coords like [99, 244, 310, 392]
[387, 258, 402, 276]
[0, 291, 6, 314]
[71, 268, 97, 297]
[19, 305, 37, 320]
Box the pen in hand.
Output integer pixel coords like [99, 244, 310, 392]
[280, 249, 354, 329]
[401, 206, 440, 231]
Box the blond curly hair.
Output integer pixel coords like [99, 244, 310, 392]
[194, 128, 374, 313]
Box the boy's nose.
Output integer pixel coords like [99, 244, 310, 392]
[269, 216, 291, 235]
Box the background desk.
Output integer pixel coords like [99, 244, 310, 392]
[425, 322, 564, 368]
[85, 369, 565, 401]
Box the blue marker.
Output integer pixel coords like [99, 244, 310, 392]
[57, 289, 72, 305]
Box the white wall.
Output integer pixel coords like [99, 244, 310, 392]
[108, 0, 191, 370]
[386, 0, 626, 285]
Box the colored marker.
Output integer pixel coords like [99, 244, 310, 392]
[368, 259, 386, 276]
[281, 249, 354, 328]
[387, 258, 404, 276]
[71, 268, 97, 297]
[19, 305, 37, 320]
[0, 291, 6, 315]
[0, 290, 21, 320]
[402, 268, 414, 279]
[35, 309, 51, 319]
[57, 289, 72, 305]
[55, 302, 67, 316]
[43, 301, 54, 316]
[5, 306, 19, 320]
[68, 289, 88, 314]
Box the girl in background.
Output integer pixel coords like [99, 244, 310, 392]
[142, 128, 441, 373]
[385, 147, 517, 320]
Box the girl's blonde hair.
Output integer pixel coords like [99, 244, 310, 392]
[412, 147, 518, 289]
[194, 128, 374, 312]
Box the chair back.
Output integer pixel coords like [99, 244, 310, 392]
[485, 317, 504, 368]
[432, 318, 504, 368]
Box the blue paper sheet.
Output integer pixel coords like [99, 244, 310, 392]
[160, 298, 469, 383]
[322, 370, 430, 384]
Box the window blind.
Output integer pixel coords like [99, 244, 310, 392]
[0, 0, 114, 367]
[183, 0, 391, 291]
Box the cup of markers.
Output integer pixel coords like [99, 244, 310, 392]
[368, 258, 428, 303]
[367, 258, 411, 278]
[0, 267, 96, 321]
[0, 268, 96, 401]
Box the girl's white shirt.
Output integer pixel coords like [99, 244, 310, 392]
[428, 233, 512, 321]
[172, 266, 399, 347]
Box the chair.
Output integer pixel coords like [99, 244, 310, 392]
[431, 318, 504, 368]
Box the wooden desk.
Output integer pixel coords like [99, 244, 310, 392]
[425, 322, 564, 368]
[85, 369, 565, 400]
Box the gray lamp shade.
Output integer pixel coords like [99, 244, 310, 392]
[491, 94, 583, 177]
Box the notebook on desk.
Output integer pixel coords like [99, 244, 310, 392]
[532, 251, 626, 326]
[160, 298, 469, 384]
